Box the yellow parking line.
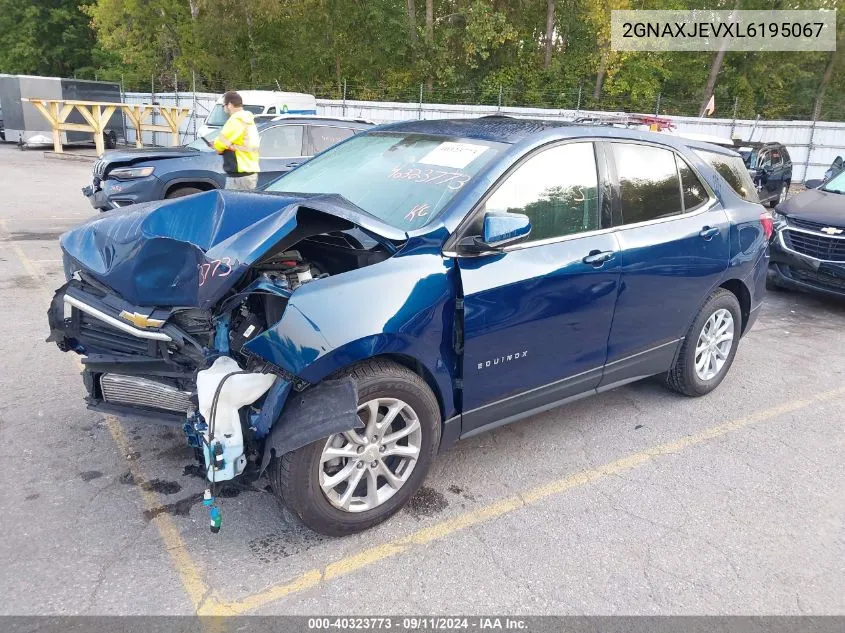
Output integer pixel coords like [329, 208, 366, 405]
[212, 385, 845, 615]
[9, 219, 844, 615]
[4, 225, 215, 613]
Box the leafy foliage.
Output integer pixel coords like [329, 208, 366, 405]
[0, 0, 843, 120]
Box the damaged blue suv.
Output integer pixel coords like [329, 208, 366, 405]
[48, 118, 769, 535]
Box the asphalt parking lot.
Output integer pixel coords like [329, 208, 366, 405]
[1, 143, 843, 616]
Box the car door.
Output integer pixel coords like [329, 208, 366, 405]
[303, 125, 356, 157]
[767, 147, 785, 199]
[756, 149, 776, 202]
[454, 141, 622, 434]
[257, 124, 305, 187]
[599, 142, 730, 388]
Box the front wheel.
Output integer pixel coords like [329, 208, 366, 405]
[665, 289, 742, 397]
[270, 359, 441, 536]
[165, 186, 203, 199]
[770, 183, 788, 208]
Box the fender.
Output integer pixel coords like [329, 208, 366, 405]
[258, 377, 359, 475]
[162, 175, 223, 196]
[243, 243, 460, 420]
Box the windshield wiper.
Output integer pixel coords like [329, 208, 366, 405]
[822, 188, 844, 194]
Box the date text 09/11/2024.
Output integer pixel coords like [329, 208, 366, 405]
[307, 617, 528, 630]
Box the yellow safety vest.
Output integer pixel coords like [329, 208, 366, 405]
[213, 109, 260, 174]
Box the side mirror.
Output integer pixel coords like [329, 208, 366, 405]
[480, 213, 531, 248]
[804, 179, 823, 189]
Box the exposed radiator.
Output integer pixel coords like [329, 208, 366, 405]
[100, 374, 194, 413]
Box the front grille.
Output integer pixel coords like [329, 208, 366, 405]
[788, 217, 843, 233]
[78, 311, 153, 356]
[782, 229, 845, 262]
[93, 159, 106, 179]
[789, 267, 845, 291]
[100, 374, 194, 413]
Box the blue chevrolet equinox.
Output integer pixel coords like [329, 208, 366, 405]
[50, 117, 770, 535]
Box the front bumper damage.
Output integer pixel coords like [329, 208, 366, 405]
[47, 277, 360, 484]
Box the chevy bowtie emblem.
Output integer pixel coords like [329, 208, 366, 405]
[119, 310, 165, 329]
[821, 226, 844, 235]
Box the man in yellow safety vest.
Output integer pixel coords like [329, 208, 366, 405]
[212, 91, 260, 190]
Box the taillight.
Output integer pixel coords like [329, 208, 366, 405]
[760, 212, 774, 240]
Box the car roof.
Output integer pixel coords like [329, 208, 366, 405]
[676, 138, 742, 157]
[374, 116, 724, 151]
[256, 116, 373, 130]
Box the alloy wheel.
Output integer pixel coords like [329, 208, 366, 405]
[319, 397, 422, 513]
[694, 308, 735, 381]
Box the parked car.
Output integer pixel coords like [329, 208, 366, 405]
[50, 118, 770, 535]
[768, 168, 845, 298]
[82, 116, 373, 211]
[197, 90, 317, 139]
[737, 142, 793, 207]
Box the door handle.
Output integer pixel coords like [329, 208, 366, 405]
[582, 250, 614, 266]
[700, 226, 720, 240]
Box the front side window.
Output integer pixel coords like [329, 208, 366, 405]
[758, 150, 772, 169]
[260, 125, 304, 158]
[265, 132, 504, 229]
[485, 142, 600, 242]
[613, 143, 682, 224]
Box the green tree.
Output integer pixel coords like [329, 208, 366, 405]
[0, 0, 97, 77]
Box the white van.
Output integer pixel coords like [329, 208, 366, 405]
[198, 90, 317, 138]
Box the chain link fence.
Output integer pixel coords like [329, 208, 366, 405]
[114, 75, 845, 181]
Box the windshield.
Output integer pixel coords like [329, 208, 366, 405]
[822, 170, 845, 194]
[206, 104, 265, 126]
[265, 132, 504, 230]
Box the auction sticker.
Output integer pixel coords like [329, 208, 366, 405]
[419, 142, 488, 169]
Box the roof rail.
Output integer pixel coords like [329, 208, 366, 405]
[573, 112, 675, 131]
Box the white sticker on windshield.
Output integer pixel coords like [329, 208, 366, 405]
[419, 142, 488, 169]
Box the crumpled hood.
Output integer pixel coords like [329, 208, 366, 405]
[779, 188, 845, 225]
[100, 146, 201, 166]
[60, 190, 405, 308]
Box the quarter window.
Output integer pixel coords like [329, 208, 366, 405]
[613, 143, 682, 224]
[676, 155, 709, 211]
[694, 149, 759, 202]
[485, 142, 600, 242]
[259, 125, 304, 158]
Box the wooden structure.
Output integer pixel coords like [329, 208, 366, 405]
[22, 98, 192, 156]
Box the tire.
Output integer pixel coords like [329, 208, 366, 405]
[270, 359, 441, 536]
[665, 289, 742, 397]
[165, 186, 203, 199]
[103, 130, 118, 150]
[770, 183, 788, 208]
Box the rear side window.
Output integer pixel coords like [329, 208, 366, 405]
[694, 149, 759, 202]
[305, 126, 355, 155]
[676, 155, 709, 211]
[612, 143, 682, 224]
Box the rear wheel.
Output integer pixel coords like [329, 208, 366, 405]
[665, 289, 742, 397]
[165, 186, 203, 199]
[103, 130, 117, 150]
[270, 359, 441, 536]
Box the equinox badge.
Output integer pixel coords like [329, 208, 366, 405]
[119, 310, 165, 329]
